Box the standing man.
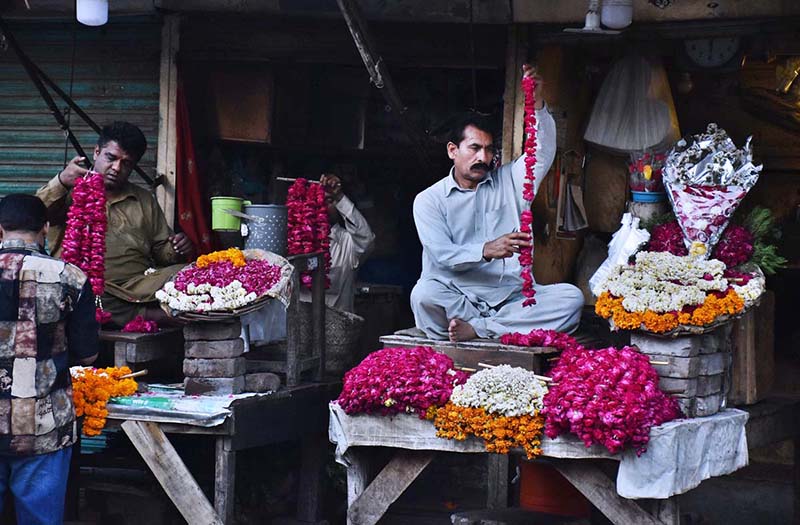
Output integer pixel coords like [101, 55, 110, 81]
[411, 66, 584, 342]
[0, 194, 98, 523]
[301, 173, 375, 313]
[36, 121, 194, 326]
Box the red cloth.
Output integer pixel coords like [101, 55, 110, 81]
[176, 82, 214, 255]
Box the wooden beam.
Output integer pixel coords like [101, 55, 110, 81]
[156, 14, 180, 228]
[347, 450, 434, 525]
[501, 24, 519, 165]
[486, 455, 509, 509]
[121, 420, 222, 525]
[214, 437, 236, 525]
[551, 459, 664, 525]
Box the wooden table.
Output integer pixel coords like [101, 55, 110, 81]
[104, 382, 339, 525]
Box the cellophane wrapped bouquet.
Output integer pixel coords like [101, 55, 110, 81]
[663, 123, 762, 257]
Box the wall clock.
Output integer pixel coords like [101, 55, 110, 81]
[683, 37, 742, 69]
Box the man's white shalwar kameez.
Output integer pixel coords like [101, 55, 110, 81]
[411, 107, 583, 339]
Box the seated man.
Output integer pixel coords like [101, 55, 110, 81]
[411, 66, 583, 342]
[36, 121, 194, 326]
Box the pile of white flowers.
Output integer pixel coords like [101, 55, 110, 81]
[731, 270, 766, 307]
[155, 280, 257, 312]
[599, 251, 729, 313]
[449, 365, 548, 417]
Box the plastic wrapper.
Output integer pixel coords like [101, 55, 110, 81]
[664, 124, 762, 256]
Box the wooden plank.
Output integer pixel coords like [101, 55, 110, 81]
[214, 437, 236, 525]
[286, 268, 302, 386]
[551, 459, 662, 525]
[156, 14, 180, 227]
[296, 434, 326, 523]
[501, 24, 518, 165]
[100, 327, 182, 343]
[730, 291, 775, 405]
[121, 420, 222, 525]
[486, 454, 509, 509]
[347, 449, 371, 511]
[311, 254, 326, 380]
[347, 450, 434, 525]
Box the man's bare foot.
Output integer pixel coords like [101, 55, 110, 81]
[448, 318, 477, 342]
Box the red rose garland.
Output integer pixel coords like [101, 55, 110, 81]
[61, 171, 110, 324]
[286, 179, 330, 289]
[520, 75, 538, 306]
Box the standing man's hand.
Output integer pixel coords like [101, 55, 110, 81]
[320, 174, 344, 203]
[58, 156, 89, 188]
[482, 232, 532, 260]
[170, 233, 194, 259]
[522, 64, 545, 110]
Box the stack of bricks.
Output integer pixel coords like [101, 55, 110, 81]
[183, 320, 246, 395]
[631, 325, 732, 418]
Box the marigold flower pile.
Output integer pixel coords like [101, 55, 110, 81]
[542, 345, 682, 455]
[156, 248, 283, 312]
[61, 171, 111, 324]
[72, 366, 138, 436]
[336, 346, 469, 417]
[519, 74, 538, 307]
[428, 365, 547, 458]
[286, 179, 331, 289]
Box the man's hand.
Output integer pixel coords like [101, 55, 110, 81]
[522, 64, 545, 110]
[58, 156, 89, 188]
[170, 233, 194, 258]
[482, 232, 532, 260]
[320, 173, 344, 203]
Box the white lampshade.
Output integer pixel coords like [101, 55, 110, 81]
[77, 0, 108, 27]
[601, 0, 633, 30]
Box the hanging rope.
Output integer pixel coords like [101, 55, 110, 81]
[63, 27, 78, 168]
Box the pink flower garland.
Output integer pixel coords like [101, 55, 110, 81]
[286, 179, 330, 289]
[336, 346, 470, 418]
[122, 315, 159, 333]
[520, 75, 538, 306]
[500, 329, 583, 354]
[61, 171, 110, 324]
[173, 259, 283, 296]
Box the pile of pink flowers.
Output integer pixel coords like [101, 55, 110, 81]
[500, 329, 584, 354]
[61, 171, 111, 324]
[286, 179, 330, 289]
[173, 259, 283, 296]
[542, 345, 682, 455]
[337, 346, 470, 418]
[122, 315, 159, 333]
[648, 220, 755, 268]
[519, 75, 538, 306]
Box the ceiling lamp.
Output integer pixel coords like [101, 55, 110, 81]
[76, 0, 108, 27]
[601, 0, 634, 30]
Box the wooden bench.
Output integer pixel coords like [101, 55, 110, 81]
[99, 327, 183, 370]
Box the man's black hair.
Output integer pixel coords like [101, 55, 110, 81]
[448, 112, 497, 146]
[0, 194, 47, 233]
[98, 121, 147, 162]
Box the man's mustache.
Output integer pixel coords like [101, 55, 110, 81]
[470, 162, 491, 171]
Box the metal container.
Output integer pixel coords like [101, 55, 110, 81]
[242, 204, 288, 255]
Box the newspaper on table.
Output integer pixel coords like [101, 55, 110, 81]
[664, 123, 762, 257]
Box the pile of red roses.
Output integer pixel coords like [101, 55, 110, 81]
[541, 345, 682, 455]
[61, 171, 110, 324]
[500, 328, 583, 354]
[121, 315, 159, 333]
[648, 220, 755, 268]
[519, 75, 538, 306]
[286, 179, 330, 289]
[337, 346, 470, 418]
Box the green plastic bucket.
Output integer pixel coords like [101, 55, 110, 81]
[211, 196, 249, 231]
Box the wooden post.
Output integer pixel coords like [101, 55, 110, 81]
[156, 14, 180, 228]
[286, 266, 302, 386]
[347, 449, 371, 511]
[311, 253, 326, 380]
[501, 24, 519, 165]
[486, 455, 510, 509]
[121, 420, 222, 525]
[296, 434, 326, 523]
[214, 437, 236, 525]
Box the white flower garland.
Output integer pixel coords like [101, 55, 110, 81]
[155, 280, 257, 312]
[731, 271, 765, 307]
[450, 365, 548, 417]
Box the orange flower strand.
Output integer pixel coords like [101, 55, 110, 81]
[72, 366, 138, 436]
[428, 403, 545, 459]
[196, 248, 246, 269]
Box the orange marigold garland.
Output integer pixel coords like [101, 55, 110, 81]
[72, 366, 138, 436]
[196, 247, 246, 269]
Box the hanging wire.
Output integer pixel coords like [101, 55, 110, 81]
[63, 26, 78, 168]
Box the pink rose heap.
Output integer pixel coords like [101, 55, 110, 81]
[519, 74, 538, 306]
[61, 171, 111, 324]
[173, 259, 283, 297]
[336, 346, 470, 418]
[542, 345, 682, 455]
[663, 123, 761, 257]
[286, 179, 331, 289]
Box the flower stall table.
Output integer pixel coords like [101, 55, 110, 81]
[102, 381, 339, 525]
[329, 403, 751, 525]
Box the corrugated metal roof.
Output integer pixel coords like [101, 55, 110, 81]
[0, 17, 161, 194]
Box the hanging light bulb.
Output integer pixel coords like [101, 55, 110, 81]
[76, 0, 108, 27]
[601, 0, 634, 30]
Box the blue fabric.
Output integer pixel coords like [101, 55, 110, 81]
[0, 446, 72, 524]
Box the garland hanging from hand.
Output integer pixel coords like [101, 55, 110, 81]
[61, 171, 111, 324]
[520, 75, 538, 307]
[286, 179, 330, 289]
